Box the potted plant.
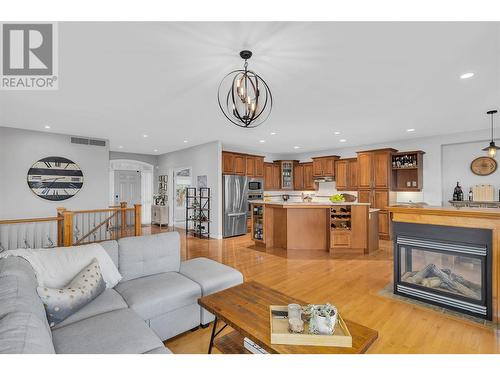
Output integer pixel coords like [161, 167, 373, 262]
[302, 303, 338, 335]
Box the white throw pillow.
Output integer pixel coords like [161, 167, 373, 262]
[0, 243, 122, 288]
[37, 258, 106, 327]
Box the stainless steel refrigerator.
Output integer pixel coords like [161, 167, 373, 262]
[223, 174, 248, 238]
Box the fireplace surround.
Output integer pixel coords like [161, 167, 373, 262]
[393, 222, 492, 320]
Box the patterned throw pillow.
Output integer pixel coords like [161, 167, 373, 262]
[37, 258, 106, 328]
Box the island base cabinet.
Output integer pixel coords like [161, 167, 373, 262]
[330, 231, 351, 248]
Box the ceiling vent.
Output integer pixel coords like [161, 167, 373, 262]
[71, 137, 106, 147]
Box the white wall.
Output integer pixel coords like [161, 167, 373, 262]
[158, 141, 222, 238]
[0, 127, 110, 219]
[442, 140, 500, 202]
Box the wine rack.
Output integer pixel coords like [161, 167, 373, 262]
[252, 204, 264, 241]
[330, 205, 352, 248]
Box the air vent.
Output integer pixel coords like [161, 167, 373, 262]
[71, 137, 106, 147]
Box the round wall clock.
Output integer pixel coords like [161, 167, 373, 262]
[470, 156, 497, 176]
[27, 156, 84, 201]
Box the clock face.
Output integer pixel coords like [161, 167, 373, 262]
[27, 156, 84, 201]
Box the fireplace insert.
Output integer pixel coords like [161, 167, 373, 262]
[393, 222, 492, 320]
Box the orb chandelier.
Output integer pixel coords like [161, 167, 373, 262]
[482, 110, 499, 158]
[217, 50, 272, 128]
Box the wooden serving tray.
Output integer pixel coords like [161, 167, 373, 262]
[269, 305, 353, 347]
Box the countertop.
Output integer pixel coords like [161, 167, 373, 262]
[388, 205, 500, 219]
[249, 200, 379, 213]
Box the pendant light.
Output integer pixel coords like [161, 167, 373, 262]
[217, 50, 273, 128]
[482, 110, 500, 158]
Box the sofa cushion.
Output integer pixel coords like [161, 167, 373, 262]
[100, 240, 119, 268]
[0, 312, 55, 354]
[54, 288, 127, 329]
[0, 257, 38, 289]
[118, 232, 180, 282]
[52, 308, 165, 354]
[115, 272, 201, 320]
[180, 257, 244, 296]
[38, 259, 106, 327]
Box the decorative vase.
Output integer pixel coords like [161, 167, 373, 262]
[312, 314, 338, 335]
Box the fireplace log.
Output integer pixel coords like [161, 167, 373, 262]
[422, 277, 442, 288]
[405, 264, 481, 300]
[426, 265, 480, 300]
[442, 269, 482, 293]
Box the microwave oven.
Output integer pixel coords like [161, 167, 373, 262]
[248, 178, 263, 192]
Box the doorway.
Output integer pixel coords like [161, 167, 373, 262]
[114, 170, 141, 207]
[109, 159, 154, 224]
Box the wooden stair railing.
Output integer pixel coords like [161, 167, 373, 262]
[0, 203, 142, 251]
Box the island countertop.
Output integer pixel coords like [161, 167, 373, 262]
[388, 205, 500, 220]
[249, 200, 370, 207]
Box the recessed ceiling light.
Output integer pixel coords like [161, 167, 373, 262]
[460, 72, 474, 79]
[407, 128, 416, 132]
[143, 134, 148, 138]
[259, 140, 266, 143]
[270, 132, 277, 135]
[44, 125, 51, 129]
[339, 139, 347, 143]
[118, 145, 123, 149]
[153, 149, 158, 152]
[183, 140, 188, 143]
[293, 146, 301, 149]
[334, 131, 341, 135]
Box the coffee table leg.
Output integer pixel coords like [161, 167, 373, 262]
[208, 317, 218, 354]
[208, 317, 228, 354]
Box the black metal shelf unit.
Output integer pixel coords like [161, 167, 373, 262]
[185, 187, 211, 239]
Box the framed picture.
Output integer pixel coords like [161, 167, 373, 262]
[197, 175, 208, 188]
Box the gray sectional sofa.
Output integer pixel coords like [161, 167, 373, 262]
[0, 232, 243, 354]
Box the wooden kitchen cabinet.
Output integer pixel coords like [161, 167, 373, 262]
[373, 150, 392, 189]
[358, 189, 371, 204]
[234, 154, 246, 175]
[294, 163, 304, 190]
[357, 152, 373, 189]
[254, 156, 264, 177]
[348, 159, 358, 190]
[264, 163, 274, 190]
[335, 160, 348, 190]
[378, 211, 390, 239]
[312, 156, 339, 177]
[246, 156, 256, 177]
[303, 163, 314, 190]
[272, 163, 281, 190]
[222, 152, 235, 174]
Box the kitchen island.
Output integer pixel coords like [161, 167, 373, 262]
[250, 201, 379, 253]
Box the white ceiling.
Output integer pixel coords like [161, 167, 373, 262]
[1, 22, 499, 155]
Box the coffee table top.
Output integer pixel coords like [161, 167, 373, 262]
[198, 281, 378, 354]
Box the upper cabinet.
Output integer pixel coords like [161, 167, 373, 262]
[254, 156, 264, 178]
[335, 160, 349, 190]
[312, 155, 339, 177]
[373, 150, 393, 189]
[391, 151, 425, 191]
[264, 163, 274, 190]
[335, 158, 358, 191]
[303, 163, 315, 190]
[222, 151, 265, 178]
[294, 163, 304, 190]
[357, 152, 373, 188]
[222, 152, 236, 174]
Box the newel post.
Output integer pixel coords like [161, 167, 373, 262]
[56, 207, 66, 247]
[120, 202, 127, 237]
[62, 210, 74, 247]
[134, 204, 142, 236]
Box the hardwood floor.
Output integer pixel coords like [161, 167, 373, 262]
[146, 225, 500, 354]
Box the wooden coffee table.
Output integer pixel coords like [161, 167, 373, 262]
[198, 281, 378, 354]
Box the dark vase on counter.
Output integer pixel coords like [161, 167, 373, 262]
[453, 182, 464, 201]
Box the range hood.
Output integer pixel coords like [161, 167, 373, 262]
[313, 176, 334, 183]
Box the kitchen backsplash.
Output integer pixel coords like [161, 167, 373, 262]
[264, 181, 358, 202]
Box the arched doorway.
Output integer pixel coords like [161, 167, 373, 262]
[109, 159, 154, 224]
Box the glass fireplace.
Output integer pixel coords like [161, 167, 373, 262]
[393, 223, 492, 320]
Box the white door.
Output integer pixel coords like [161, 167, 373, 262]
[114, 170, 141, 208]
